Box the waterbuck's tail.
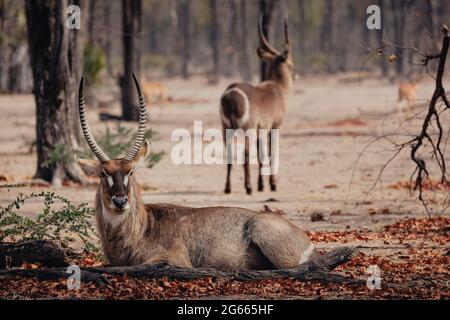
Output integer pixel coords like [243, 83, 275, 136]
[220, 87, 250, 130]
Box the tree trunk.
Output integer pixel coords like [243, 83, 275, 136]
[209, 0, 221, 83]
[120, 0, 142, 121]
[297, 0, 306, 72]
[177, 0, 190, 79]
[321, 0, 337, 73]
[104, 1, 113, 71]
[336, 3, 348, 72]
[238, 0, 252, 82]
[392, 0, 406, 78]
[224, 0, 238, 78]
[87, 0, 97, 45]
[0, 0, 7, 92]
[259, 0, 276, 81]
[148, 0, 161, 53]
[25, 0, 87, 186]
[425, 0, 443, 54]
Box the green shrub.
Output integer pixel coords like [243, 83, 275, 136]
[84, 44, 106, 85]
[0, 191, 98, 253]
[42, 144, 73, 168]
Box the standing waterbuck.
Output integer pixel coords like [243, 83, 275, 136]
[78, 75, 317, 269]
[220, 16, 294, 195]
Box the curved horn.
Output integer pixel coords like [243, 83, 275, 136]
[284, 15, 291, 49]
[258, 14, 279, 55]
[78, 76, 110, 163]
[124, 73, 148, 162]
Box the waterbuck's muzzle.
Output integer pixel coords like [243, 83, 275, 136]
[112, 195, 129, 210]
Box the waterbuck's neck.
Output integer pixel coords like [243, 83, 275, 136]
[267, 64, 293, 93]
[95, 177, 152, 263]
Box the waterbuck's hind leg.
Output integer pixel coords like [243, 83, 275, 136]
[224, 127, 232, 194]
[225, 163, 232, 194]
[257, 137, 264, 192]
[244, 214, 318, 269]
[244, 137, 252, 195]
[269, 132, 277, 191]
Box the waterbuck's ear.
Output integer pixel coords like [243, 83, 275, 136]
[257, 47, 275, 61]
[134, 141, 150, 166]
[78, 159, 101, 177]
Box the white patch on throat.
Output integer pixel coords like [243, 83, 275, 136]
[299, 243, 315, 264]
[221, 88, 250, 127]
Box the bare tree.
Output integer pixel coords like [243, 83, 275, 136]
[238, 0, 252, 82]
[120, 0, 142, 121]
[102, 0, 112, 71]
[409, 26, 449, 207]
[209, 0, 221, 83]
[177, 0, 190, 79]
[392, 0, 407, 77]
[25, 0, 87, 186]
[224, 0, 239, 78]
[361, 26, 450, 212]
[87, 0, 97, 45]
[0, 0, 7, 92]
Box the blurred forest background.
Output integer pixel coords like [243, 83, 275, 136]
[0, 0, 449, 184]
[1, 0, 449, 96]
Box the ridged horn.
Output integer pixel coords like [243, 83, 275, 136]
[78, 76, 110, 163]
[258, 14, 280, 55]
[124, 73, 148, 162]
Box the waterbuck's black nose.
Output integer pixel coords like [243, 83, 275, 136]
[112, 196, 128, 209]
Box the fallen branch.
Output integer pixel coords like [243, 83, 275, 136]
[0, 247, 359, 286]
[0, 240, 69, 269]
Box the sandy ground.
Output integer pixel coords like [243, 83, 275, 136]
[0, 74, 449, 255]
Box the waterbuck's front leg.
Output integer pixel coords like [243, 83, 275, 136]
[269, 130, 277, 192]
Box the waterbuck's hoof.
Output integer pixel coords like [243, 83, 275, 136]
[224, 188, 231, 194]
[270, 185, 277, 192]
[258, 185, 264, 192]
[246, 187, 252, 195]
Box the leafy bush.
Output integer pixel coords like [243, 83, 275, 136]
[42, 144, 73, 168]
[0, 191, 98, 253]
[78, 123, 164, 168]
[84, 44, 106, 85]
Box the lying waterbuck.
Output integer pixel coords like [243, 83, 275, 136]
[220, 17, 294, 195]
[78, 75, 317, 269]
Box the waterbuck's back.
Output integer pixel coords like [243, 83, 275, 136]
[144, 204, 315, 270]
[221, 82, 288, 130]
